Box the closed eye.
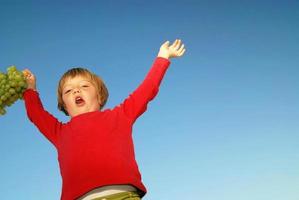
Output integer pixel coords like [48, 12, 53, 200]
[64, 89, 71, 94]
[81, 85, 90, 88]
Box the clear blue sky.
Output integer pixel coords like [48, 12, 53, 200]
[0, 1, 298, 199]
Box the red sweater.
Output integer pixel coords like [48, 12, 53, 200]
[23, 57, 170, 200]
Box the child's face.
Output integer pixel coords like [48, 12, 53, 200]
[62, 75, 101, 118]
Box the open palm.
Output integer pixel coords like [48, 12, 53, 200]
[158, 39, 186, 59]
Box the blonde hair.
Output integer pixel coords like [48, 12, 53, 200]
[57, 68, 108, 116]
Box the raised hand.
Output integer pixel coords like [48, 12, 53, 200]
[23, 69, 37, 91]
[157, 39, 186, 59]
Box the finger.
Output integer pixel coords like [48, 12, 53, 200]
[175, 39, 180, 47]
[178, 44, 185, 53]
[178, 48, 186, 57]
[170, 39, 178, 48]
[23, 69, 29, 76]
[174, 39, 182, 50]
[23, 69, 34, 79]
[162, 41, 170, 48]
[23, 69, 31, 74]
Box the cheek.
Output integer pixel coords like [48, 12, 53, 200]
[89, 89, 100, 102]
[62, 95, 72, 107]
[90, 93, 101, 107]
[89, 93, 99, 104]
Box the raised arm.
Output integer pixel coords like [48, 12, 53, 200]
[119, 39, 186, 122]
[23, 69, 62, 147]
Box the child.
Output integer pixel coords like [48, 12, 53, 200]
[23, 39, 186, 200]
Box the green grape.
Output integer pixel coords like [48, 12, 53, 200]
[0, 65, 28, 115]
[12, 94, 19, 102]
[16, 87, 22, 92]
[1, 95, 6, 101]
[9, 88, 16, 95]
[10, 81, 17, 87]
[18, 81, 25, 87]
[0, 79, 6, 86]
[0, 108, 6, 115]
[5, 92, 10, 99]
[7, 65, 17, 72]
[15, 75, 22, 81]
[0, 74, 5, 81]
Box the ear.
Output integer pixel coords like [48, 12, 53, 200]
[97, 95, 102, 108]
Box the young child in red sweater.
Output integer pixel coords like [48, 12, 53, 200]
[23, 39, 185, 200]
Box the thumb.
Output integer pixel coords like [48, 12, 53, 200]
[161, 41, 170, 48]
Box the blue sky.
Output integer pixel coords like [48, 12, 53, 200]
[0, 1, 298, 199]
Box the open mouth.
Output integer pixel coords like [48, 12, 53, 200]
[75, 96, 85, 106]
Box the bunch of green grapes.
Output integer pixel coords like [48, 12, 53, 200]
[0, 66, 27, 115]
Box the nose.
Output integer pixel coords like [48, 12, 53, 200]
[73, 87, 81, 94]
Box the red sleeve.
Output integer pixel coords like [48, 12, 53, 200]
[23, 89, 61, 147]
[119, 57, 171, 122]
